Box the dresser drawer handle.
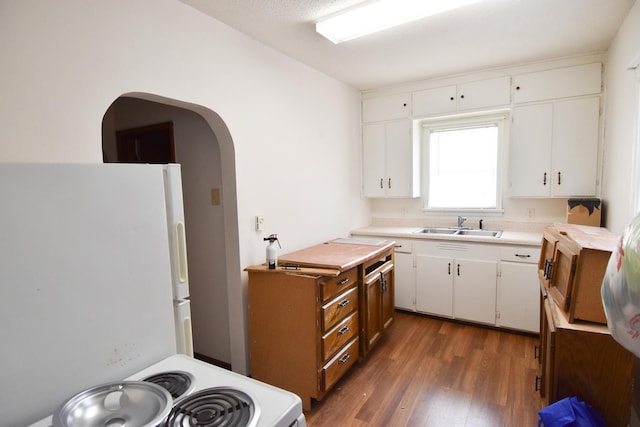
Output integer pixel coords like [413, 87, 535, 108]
[338, 299, 350, 308]
[338, 325, 350, 335]
[339, 353, 351, 364]
[338, 278, 350, 286]
[515, 254, 531, 258]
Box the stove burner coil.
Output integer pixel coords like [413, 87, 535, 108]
[142, 371, 194, 399]
[163, 387, 255, 427]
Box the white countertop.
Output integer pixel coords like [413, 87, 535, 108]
[351, 225, 543, 246]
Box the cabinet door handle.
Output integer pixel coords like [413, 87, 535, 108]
[338, 325, 350, 335]
[380, 178, 383, 189]
[338, 277, 350, 286]
[534, 345, 540, 359]
[388, 177, 391, 189]
[535, 375, 541, 391]
[338, 299, 350, 308]
[457, 263, 460, 276]
[448, 262, 451, 275]
[557, 171, 561, 185]
[543, 172, 547, 186]
[339, 353, 351, 364]
[515, 254, 531, 259]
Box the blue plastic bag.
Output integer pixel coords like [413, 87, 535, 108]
[538, 396, 605, 427]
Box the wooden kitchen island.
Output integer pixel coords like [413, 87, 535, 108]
[246, 238, 395, 410]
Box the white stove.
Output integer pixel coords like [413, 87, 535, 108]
[31, 355, 306, 427]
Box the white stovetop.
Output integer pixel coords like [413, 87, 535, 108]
[31, 355, 305, 427]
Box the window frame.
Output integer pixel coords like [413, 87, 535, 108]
[419, 110, 509, 214]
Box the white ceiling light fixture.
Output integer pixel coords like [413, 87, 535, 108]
[316, 0, 483, 44]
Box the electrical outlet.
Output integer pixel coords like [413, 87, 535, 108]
[255, 215, 265, 231]
[527, 208, 535, 219]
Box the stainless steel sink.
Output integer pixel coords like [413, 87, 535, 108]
[456, 229, 503, 238]
[413, 227, 502, 238]
[413, 227, 458, 235]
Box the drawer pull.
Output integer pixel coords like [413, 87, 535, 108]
[338, 299, 350, 308]
[339, 353, 351, 364]
[515, 254, 531, 258]
[338, 325, 350, 335]
[338, 278, 350, 286]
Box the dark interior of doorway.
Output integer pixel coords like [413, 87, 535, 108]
[113, 121, 175, 163]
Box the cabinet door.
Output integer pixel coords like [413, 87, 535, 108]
[541, 298, 556, 402]
[513, 63, 601, 104]
[499, 262, 540, 332]
[454, 259, 497, 325]
[385, 120, 414, 197]
[362, 93, 410, 123]
[412, 85, 457, 117]
[364, 272, 382, 350]
[362, 121, 415, 198]
[539, 229, 560, 288]
[415, 255, 453, 317]
[394, 252, 415, 311]
[458, 76, 511, 111]
[548, 241, 579, 312]
[362, 123, 386, 197]
[381, 266, 394, 331]
[509, 103, 553, 197]
[551, 97, 599, 197]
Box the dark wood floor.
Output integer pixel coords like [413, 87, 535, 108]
[305, 311, 542, 427]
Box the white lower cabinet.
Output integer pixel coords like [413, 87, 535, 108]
[453, 258, 498, 325]
[415, 241, 499, 325]
[351, 233, 541, 332]
[416, 255, 454, 317]
[497, 246, 541, 333]
[393, 239, 415, 311]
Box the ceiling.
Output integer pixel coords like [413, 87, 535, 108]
[181, 0, 636, 91]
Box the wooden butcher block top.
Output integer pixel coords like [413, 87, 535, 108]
[277, 237, 395, 272]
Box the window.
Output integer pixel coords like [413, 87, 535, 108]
[421, 112, 506, 212]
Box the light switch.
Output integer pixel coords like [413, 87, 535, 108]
[210, 188, 220, 206]
[256, 215, 265, 231]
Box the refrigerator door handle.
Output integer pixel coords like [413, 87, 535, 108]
[182, 315, 194, 357]
[176, 221, 189, 283]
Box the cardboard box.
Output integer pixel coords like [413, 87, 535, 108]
[567, 198, 601, 226]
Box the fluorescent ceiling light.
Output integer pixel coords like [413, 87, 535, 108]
[316, 0, 483, 44]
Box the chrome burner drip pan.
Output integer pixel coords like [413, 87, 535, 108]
[52, 381, 172, 427]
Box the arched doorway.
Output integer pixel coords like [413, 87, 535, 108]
[102, 94, 241, 369]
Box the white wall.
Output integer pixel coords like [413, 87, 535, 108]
[0, 0, 369, 378]
[602, 1, 640, 234]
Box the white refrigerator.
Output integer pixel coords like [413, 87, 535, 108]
[0, 163, 193, 427]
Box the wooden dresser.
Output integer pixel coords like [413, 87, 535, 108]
[246, 238, 395, 410]
[537, 224, 633, 426]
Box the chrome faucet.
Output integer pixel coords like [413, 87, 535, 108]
[457, 216, 467, 228]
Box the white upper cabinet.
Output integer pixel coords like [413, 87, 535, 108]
[412, 76, 511, 117]
[362, 93, 410, 123]
[458, 76, 511, 111]
[513, 63, 601, 104]
[412, 85, 457, 117]
[362, 120, 418, 198]
[509, 97, 600, 197]
[551, 97, 600, 196]
[509, 103, 553, 197]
